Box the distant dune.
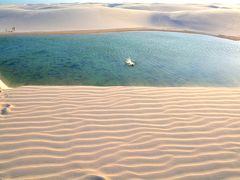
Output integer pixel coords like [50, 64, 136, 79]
[0, 3, 240, 39]
[1, 86, 240, 179]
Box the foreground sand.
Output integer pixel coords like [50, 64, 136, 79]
[1, 86, 240, 179]
[0, 3, 240, 40]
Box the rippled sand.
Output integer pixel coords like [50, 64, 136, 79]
[1, 86, 240, 179]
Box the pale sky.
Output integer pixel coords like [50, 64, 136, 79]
[0, 0, 239, 4]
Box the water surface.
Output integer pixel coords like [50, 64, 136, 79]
[0, 31, 240, 87]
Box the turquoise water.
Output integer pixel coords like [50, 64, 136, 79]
[0, 31, 240, 87]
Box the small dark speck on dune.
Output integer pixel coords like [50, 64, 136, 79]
[208, 5, 220, 8]
[1, 104, 12, 115]
[106, 3, 123, 7]
[39, 6, 62, 10]
[208, 5, 230, 9]
[85, 175, 106, 180]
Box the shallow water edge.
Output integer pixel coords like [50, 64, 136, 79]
[0, 28, 240, 41]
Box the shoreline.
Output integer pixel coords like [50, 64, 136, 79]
[0, 28, 240, 41]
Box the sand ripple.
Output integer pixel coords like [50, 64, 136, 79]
[1, 86, 240, 179]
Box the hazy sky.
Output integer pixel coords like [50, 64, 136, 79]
[1, 0, 239, 4]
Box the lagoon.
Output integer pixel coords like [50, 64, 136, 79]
[0, 31, 240, 87]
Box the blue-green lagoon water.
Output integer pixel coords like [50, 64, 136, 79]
[0, 31, 240, 87]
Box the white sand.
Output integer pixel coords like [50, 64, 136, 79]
[1, 86, 240, 179]
[0, 3, 240, 38]
[0, 80, 9, 90]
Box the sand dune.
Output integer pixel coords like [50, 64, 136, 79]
[0, 3, 240, 39]
[112, 3, 240, 11]
[1, 86, 240, 179]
